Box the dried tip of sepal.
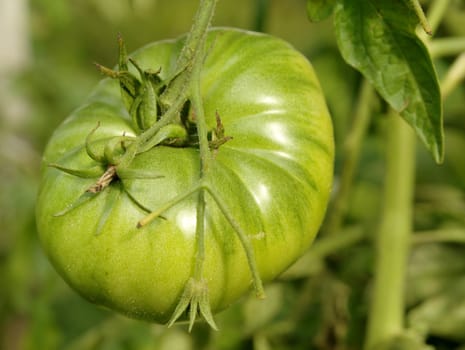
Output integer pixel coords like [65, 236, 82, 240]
[93, 62, 121, 78]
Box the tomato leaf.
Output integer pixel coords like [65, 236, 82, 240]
[334, 0, 444, 163]
[306, 0, 337, 22]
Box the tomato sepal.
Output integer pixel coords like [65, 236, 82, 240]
[166, 277, 218, 332]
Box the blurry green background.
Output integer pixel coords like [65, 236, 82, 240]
[1, 0, 465, 349]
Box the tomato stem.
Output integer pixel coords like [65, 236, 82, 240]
[189, 32, 213, 174]
[408, 0, 432, 35]
[429, 37, 465, 58]
[134, 0, 265, 330]
[420, 0, 451, 38]
[364, 112, 416, 349]
[119, 0, 218, 165]
[412, 228, 465, 245]
[440, 52, 465, 99]
[138, 0, 224, 331]
[323, 79, 374, 236]
[194, 190, 207, 280]
[159, 0, 218, 110]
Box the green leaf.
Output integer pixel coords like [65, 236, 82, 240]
[334, 0, 444, 163]
[306, 0, 337, 22]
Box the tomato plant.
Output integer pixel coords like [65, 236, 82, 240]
[35, 22, 334, 330]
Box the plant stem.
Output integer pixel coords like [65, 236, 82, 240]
[160, 0, 217, 108]
[324, 79, 374, 235]
[424, 0, 451, 36]
[311, 226, 365, 259]
[189, 0, 216, 281]
[194, 190, 207, 279]
[364, 113, 416, 349]
[412, 228, 465, 245]
[253, 0, 269, 32]
[189, 29, 213, 173]
[177, 0, 217, 77]
[441, 52, 465, 98]
[409, 0, 432, 34]
[429, 37, 465, 58]
[364, 2, 450, 344]
[281, 226, 365, 280]
[133, 0, 217, 155]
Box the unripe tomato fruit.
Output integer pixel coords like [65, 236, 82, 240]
[36, 28, 334, 324]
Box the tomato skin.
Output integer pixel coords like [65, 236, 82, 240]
[36, 28, 334, 322]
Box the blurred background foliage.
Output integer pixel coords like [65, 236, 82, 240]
[0, 0, 464, 349]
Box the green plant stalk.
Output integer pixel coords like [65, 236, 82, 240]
[280, 226, 365, 280]
[253, 0, 269, 32]
[409, 0, 432, 34]
[189, 28, 213, 174]
[194, 190, 207, 280]
[160, 0, 217, 108]
[136, 0, 265, 304]
[189, 8, 211, 280]
[364, 113, 416, 349]
[429, 37, 465, 58]
[132, 0, 222, 331]
[131, 0, 217, 156]
[441, 52, 465, 98]
[364, 2, 449, 344]
[311, 226, 365, 259]
[324, 79, 374, 235]
[412, 228, 465, 245]
[424, 0, 451, 35]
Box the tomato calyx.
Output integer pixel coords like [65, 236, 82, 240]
[85, 165, 117, 194]
[48, 163, 161, 235]
[48, 125, 164, 230]
[96, 34, 232, 156]
[167, 278, 218, 331]
[95, 34, 170, 134]
[95, 34, 196, 147]
[137, 180, 266, 330]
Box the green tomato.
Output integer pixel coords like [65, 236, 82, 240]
[36, 28, 334, 324]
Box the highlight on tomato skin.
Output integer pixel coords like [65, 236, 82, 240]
[36, 27, 334, 327]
